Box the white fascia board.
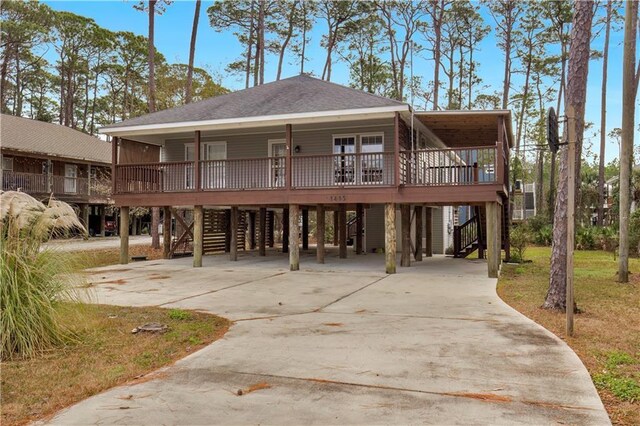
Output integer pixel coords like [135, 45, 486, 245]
[99, 105, 409, 137]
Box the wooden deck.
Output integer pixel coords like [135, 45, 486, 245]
[112, 146, 507, 207]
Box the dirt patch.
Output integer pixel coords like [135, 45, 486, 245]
[148, 275, 171, 280]
[323, 322, 344, 327]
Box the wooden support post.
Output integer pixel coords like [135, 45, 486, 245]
[111, 137, 118, 194]
[193, 205, 203, 267]
[163, 206, 171, 259]
[333, 211, 339, 246]
[249, 211, 257, 250]
[486, 202, 499, 278]
[282, 208, 289, 253]
[230, 206, 238, 261]
[259, 207, 266, 256]
[355, 203, 363, 255]
[317, 204, 325, 264]
[289, 204, 300, 271]
[394, 113, 400, 186]
[119, 206, 129, 265]
[339, 204, 347, 259]
[285, 124, 292, 190]
[401, 204, 411, 267]
[194, 130, 201, 191]
[425, 207, 432, 257]
[302, 208, 309, 250]
[99, 206, 106, 237]
[268, 212, 275, 248]
[414, 205, 423, 261]
[81, 204, 90, 231]
[385, 203, 396, 274]
[224, 209, 231, 252]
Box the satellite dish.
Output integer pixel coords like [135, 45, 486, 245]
[547, 107, 559, 153]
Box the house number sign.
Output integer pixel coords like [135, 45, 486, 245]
[329, 195, 346, 202]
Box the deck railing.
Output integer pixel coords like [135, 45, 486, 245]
[2, 171, 48, 193]
[401, 146, 498, 186]
[3, 171, 110, 197]
[292, 152, 395, 188]
[113, 145, 504, 194]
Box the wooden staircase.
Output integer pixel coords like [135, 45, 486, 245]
[453, 203, 509, 259]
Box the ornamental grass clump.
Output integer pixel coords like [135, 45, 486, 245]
[1, 191, 86, 360]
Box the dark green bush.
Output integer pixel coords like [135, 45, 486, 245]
[534, 224, 553, 246]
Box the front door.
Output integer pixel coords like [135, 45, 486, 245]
[268, 140, 286, 187]
[64, 164, 77, 193]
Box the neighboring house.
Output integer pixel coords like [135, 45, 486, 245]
[512, 182, 536, 222]
[101, 75, 513, 277]
[0, 114, 113, 236]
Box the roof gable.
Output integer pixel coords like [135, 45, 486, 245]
[103, 74, 407, 131]
[1, 114, 111, 164]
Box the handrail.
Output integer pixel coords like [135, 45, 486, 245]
[453, 214, 479, 256]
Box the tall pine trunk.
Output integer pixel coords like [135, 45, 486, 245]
[185, 0, 201, 104]
[597, 0, 612, 226]
[148, 0, 160, 249]
[544, 0, 594, 311]
[618, 0, 639, 282]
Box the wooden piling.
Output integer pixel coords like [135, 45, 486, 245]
[401, 204, 411, 267]
[230, 206, 238, 261]
[289, 204, 300, 271]
[414, 205, 423, 261]
[193, 205, 203, 267]
[385, 203, 396, 274]
[317, 204, 325, 264]
[339, 204, 347, 259]
[259, 207, 266, 256]
[119, 206, 129, 265]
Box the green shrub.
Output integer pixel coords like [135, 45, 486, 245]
[576, 226, 597, 250]
[629, 210, 640, 255]
[534, 224, 553, 246]
[527, 214, 551, 234]
[510, 224, 531, 263]
[1, 192, 86, 360]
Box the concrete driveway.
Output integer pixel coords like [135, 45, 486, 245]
[49, 250, 610, 425]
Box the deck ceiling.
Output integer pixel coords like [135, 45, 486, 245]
[415, 111, 513, 149]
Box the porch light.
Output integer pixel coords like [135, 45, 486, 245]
[294, 145, 301, 153]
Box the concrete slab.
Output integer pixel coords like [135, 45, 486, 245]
[48, 250, 610, 425]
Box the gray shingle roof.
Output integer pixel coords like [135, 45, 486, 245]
[1, 114, 111, 164]
[103, 74, 407, 130]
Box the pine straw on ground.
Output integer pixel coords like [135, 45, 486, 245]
[497, 247, 640, 425]
[73, 244, 166, 269]
[1, 304, 229, 426]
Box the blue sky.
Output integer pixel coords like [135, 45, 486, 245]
[45, 0, 638, 163]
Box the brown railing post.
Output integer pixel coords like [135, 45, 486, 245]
[453, 225, 461, 257]
[285, 124, 292, 190]
[194, 130, 201, 191]
[394, 112, 400, 186]
[496, 116, 505, 185]
[111, 137, 118, 194]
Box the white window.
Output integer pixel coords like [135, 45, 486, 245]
[185, 141, 227, 190]
[268, 139, 286, 187]
[2, 156, 13, 171]
[360, 134, 384, 184]
[64, 164, 77, 193]
[333, 135, 356, 184]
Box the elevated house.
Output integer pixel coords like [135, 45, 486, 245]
[101, 75, 513, 277]
[1, 114, 112, 236]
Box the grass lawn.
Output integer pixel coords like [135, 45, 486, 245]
[497, 246, 640, 425]
[1, 303, 230, 426]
